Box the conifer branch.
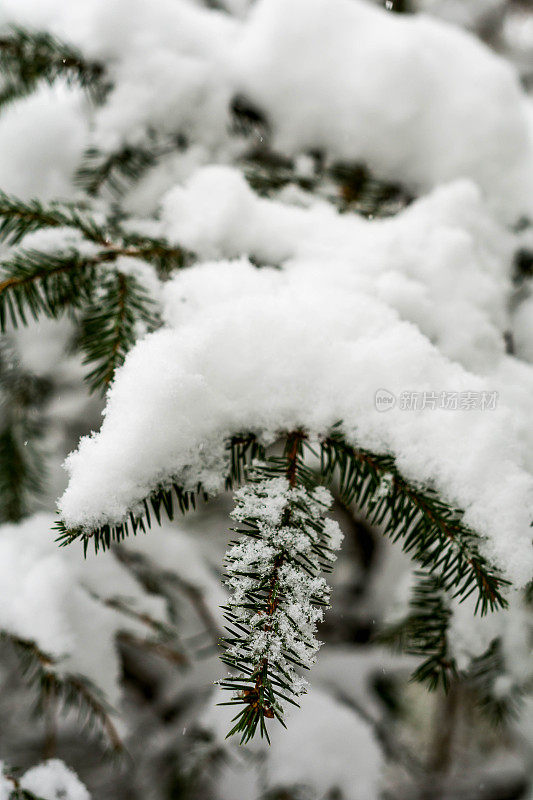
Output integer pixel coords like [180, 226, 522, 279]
[219, 433, 344, 743]
[1, 764, 43, 800]
[0, 26, 107, 109]
[75, 143, 159, 197]
[2, 631, 123, 753]
[0, 340, 49, 522]
[380, 570, 457, 691]
[0, 195, 190, 340]
[319, 430, 509, 614]
[241, 148, 412, 218]
[0, 249, 99, 329]
[55, 434, 262, 553]
[0, 192, 100, 246]
[55, 428, 509, 626]
[77, 269, 159, 393]
[465, 639, 525, 726]
[54, 427, 513, 743]
[381, 572, 523, 710]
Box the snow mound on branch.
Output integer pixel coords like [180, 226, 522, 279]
[0, 760, 90, 800]
[0, 84, 88, 201]
[60, 248, 533, 585]
[0, 514, 169, 705]
[233, 0, 532, 219]
[20, 760, 91, 800]
[2, 0, 532, 216]
[161, 168, 513, 373]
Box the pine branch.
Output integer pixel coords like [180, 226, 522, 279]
[0, 191, 106, 246]
[0, 241, 186, 333]
[0, 26, 107, 109]
[54, 483, 209, 555]
[77, 269, 159, 393]
[0, 339, 49, 522]
[465, 639, 525, 726]
[2, 631, 123, 753]
[0, 193, 191, 330]
[319, 429, 509, 615]
[55, 433, 262, 553]
[380, 570, 457, 691]
[219, 433, 344, 743]
[117, 231, 192, 275]
[0, 193, 191, 337]
[241, 148, 412, 218]
[55, 427, 508, 626]
[75, 143, 161, 198]
[0, 249, 106, 330]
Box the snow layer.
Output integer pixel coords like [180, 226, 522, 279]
[161, 168, 513, 373]
[0, 84, 88, 201]
[1, 0, 532, 216]
[60, 177, 533, 586]
[233, 0, 532, 219]
[203, 686, 383, 800]
[0, 760, 90, 800]
[20, 760, 91, 800]
[0, 514, 169, 705]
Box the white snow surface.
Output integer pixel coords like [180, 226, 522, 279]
[203, 686, 383, 800]
[232, 0, 532, 220]
[0, 514, 169, 705]
[60, 175, 533, 586]
[0, 84, 88, 201]
[160, 168, 513, 373]
[0, 760, 90, 800]
[20, 760, 91, 800]
[0, 0, 532, 217]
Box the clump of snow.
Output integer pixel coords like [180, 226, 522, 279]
[60, 179, 533, 586]
[0, 760, 90, 800]
[0, 514, 169, 705]
[2, 0, 532, 216]
[232, 0, 532, 219]
[0, 84, 88, 201]
[160, 167, 513, 373]
[20, 759, 91, 800]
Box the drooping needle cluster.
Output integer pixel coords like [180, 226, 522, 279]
[219, 447, 343, 743]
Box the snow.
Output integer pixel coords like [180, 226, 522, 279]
[60, 174, 533, 587]
[0, 760, 90, 800]
[20, 760, 91, 800]
[224, 476, 342, 699]
[160, 168, 513, 373]
[0, 514, 170, 706]
[0, 84, 88, 201]
[233, 0, 533, 220]
[203, 686, 383, 800]
[1, 0, 532, 216]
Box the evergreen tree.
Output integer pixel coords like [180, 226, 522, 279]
[0, 1, 532, 798]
